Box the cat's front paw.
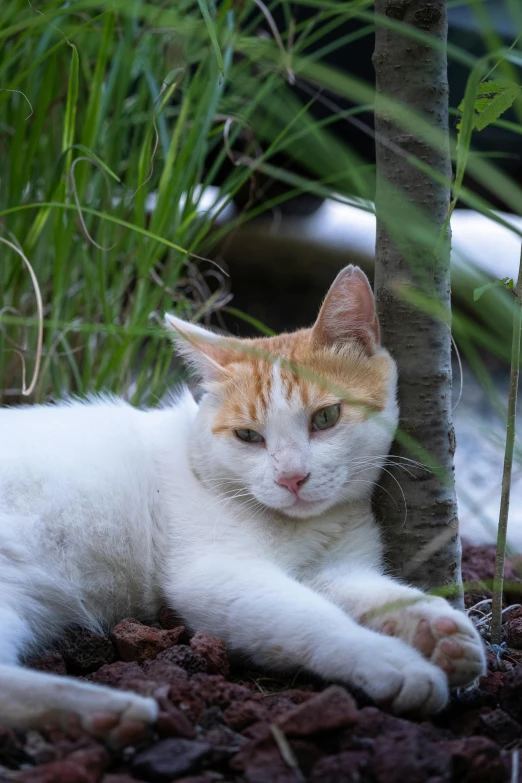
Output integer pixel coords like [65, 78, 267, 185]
[365, 599, 485, 688]
[350, 634, 449, 715]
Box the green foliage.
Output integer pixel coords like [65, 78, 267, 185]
[457, 80, 521, 132]
[474, 277, 515, 301]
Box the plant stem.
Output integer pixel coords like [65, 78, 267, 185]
[491, 249, 522, 645]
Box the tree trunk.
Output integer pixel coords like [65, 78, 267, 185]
[372, 0, 462, 604]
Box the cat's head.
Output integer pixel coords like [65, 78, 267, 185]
[166, 265, 398, 518]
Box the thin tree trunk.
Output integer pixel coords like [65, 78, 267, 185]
[372, 0, 462, 604]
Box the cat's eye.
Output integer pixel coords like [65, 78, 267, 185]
[312, 404, 341, 432]
[235, 428, 265, 444]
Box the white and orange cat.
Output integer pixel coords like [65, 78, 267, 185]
[0, 265, 484, 739]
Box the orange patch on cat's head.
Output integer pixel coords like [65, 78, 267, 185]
[208, 329, 393, 435]
[165, 265, 395, 437]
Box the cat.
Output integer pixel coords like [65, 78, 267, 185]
[0, 264, 485, 741]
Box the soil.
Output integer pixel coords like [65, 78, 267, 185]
[3, 542, 522, 783]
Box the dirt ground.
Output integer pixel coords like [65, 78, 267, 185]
[2, 542, 522, 783]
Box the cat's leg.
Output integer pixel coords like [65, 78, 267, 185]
[311, 568, 485, 687]
[0, 604, 158, 739]
[168, 555, 449, 715]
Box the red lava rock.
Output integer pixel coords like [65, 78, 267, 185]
[16, 760, 95, 783]
[61, 627, 116, 674]
[224, 699, 269, 731]
[174, 778, 223, 783]
[24, 651, 67, 676]
[479, 670, 507, 698]
[505, 617, 522, 649]
[189, 674, 253, 710]
[156, 707, 197, 739]
[276, 686, 358, 736]
[203, 724, 245, 766]
[370, 729, 450, 783]
[110, 618, 185, 663]
[158, 606, 187, 631]
[479, 708, 521, 745]
[168, 681, 208, 721]
[462, 544, 522, 605]
[448, 736, 507, 783]
[500, 666, 522, 721]
[131, 738, 211, 782]
[156, 645, 208, 675]
[0, 725, 31, 768]
[259, 693, 301, 719]
[91, 661, 144, 688]
[449, 708, 487, 737]
[233, 733, 322, 783]
[67, 745, 110, 778]
[310, 750, 370, 783]
[142, 659, 188, 683]
[190, 631, 229, 677]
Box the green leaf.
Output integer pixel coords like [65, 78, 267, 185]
[457, 79, 521, 132]
[197, 0, 224, 76]
[475, 84, 520, 131]
[473, 278, 514, 301]
[62, 44, 79, 169]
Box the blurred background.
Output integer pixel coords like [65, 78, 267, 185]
[1, 0, 521, 548]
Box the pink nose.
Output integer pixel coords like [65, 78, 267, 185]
[276, 473, 310, 494]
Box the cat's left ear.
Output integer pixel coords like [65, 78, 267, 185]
[311, 265, 380, 355]
[165, 314, 238, 382]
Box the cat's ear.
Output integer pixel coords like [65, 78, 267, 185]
[311, 265, 380, 355]
[165, 314, 237, 382]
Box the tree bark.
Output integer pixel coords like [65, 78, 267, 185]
[372, 0, 462, 604]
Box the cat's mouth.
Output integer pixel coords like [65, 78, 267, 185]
[279, 495, 329, 518]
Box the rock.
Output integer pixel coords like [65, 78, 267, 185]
[67, 746, 109, 779]
[276, 686, 358, 736]
[131, 739, 211, 783]
[190, 631, 229, 677]
[479, 670, 507, 698]
[448, 736, 506, 783]
[156, 708, 197, 740]
[102, 777, 141, 783]
[16, 760, 95, 783]
[91, 661, 144, 688]
[197, 707, 225, 731]
[310, 751, 370, 783]
[158, 606, 186, 633]
[370, 729, 450, 783]
[142, 659, 189, 683]
[224, 700, 269, 731]
[110, 619, 185, 663]
[174, 778, 222, 783]
[479, 708, 521, 745]
[500, 666, 522, 721]
[462, 544, 522, 604]
[505, 617, 522, 649]
[24, 652, 67, 676]
[233, 733, 321, 783]
[0, 726, 31, 768]
[156, 645, 207, 675]
[61, 627, 116, 674]
[203, 724, 245, 766]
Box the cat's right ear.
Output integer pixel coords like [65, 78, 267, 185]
[311, 265, 380, 355]
[164, 314, 236, 382]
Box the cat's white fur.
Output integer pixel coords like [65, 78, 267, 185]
[0, 266, 484, 735]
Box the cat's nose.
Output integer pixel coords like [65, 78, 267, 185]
[276, 473, 310, 494]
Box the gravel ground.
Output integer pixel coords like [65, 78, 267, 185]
[1, 543, 522, 783]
